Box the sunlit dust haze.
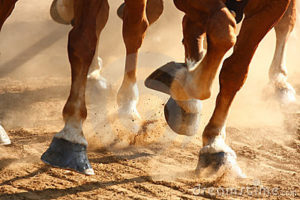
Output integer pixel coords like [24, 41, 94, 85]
[0, 0, 300, 194]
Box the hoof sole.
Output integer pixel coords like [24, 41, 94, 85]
[145, 62, 186, 95]
[164, 97, 201, 136]
[41, 137, 94, 175]
[50, 0, 71, 25]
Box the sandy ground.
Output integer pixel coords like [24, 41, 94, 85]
[0, 0, 300, 199]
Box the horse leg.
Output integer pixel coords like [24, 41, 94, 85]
[268, 0, 296, 105]
[41, 0, 109, 175]
[0, 0, 18, 145]
[117, 0, 163, 26]
[117, 0, 149, 120]
[196, 0, 291, 178]
[146, 1, 237, 136]
[87, 4, 110, 90]
[162, 14, 207, 136]
[50, 0, 109, 91]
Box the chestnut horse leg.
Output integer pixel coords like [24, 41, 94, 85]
[161, 14, 207, 136]
[50, 0, 108, 90]
[117, 0, 149, 120]
[146, 0, 237, 136]
[268, 0, 297, 105]
[41, 0, 109, 175]
[197, 0, 290, 177]
[116, 0, 149, 121]
[0, 0, 18, 145]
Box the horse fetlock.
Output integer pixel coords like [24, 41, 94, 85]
[196, 136, 246, 179]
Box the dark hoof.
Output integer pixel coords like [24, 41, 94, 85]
[196, 151, 246, 178]
[197, 152, 227, 172]
[145, 62, 186, 95]
[164, 97, 201, 136]
[41, 137, 94, 175]
[50, 0, 71, 25]
[117, 3, 125, 19]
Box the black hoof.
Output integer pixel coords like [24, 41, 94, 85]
[117, 3, 125, 19]
[197, 152, 227, 173]
[145, 62, 187, 95]
[164, 97, 201, 136]
[41, 137, 94, 175]
[196, 151, 246, 178]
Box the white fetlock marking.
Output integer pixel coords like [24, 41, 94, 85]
[88, 69, 108, 90]
[200, 136, 236, 158]
[55, 120, 87, 146]
[0, 125, 11, 145]
[88, 56, 108, 90]
[117, 82, 141, 120]
[273, 74, 296, 105]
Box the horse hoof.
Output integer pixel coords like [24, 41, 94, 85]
[275, 84, 296, 106]
[50, 0, 72, 25]
[41, 137, 94, 175]
[0, 125, 11, 145]
[164, 97, 201, 136]
[145, 62, 187, 95]
[196, 148, 246, 179]
[117, 3, 125, 19]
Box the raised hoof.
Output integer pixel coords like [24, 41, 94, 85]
[196, 151, 245, 179]
[117, 3, 125, 19]
[41, 137, 94, 175]
[164, 97, 201, 136]
[50, 0, 72, 25]
[145, 62, 187, 95]
[0, 125, 11, 145]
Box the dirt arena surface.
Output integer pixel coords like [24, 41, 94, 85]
[0, 1, 300, 199]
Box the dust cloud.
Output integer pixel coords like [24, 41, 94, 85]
[0, 0, 299, 187]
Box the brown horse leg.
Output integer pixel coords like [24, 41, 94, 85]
[197, 0, 290, 178]
[268, 0, 297, 105]
[147, 1, 237, 136]
[117, 0, 163, 25]
[182, 15, 206, 64]
[41, 0, 109, 175]
[0, 0, 17, 31]
[117, 0, 149, 120]
[50, 0, 109, 90]
[0, 0, 18, 145]
[162, 15, 207, 136]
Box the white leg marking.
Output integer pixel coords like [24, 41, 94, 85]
[117, 81, 141, 120]
[87, 43, 108, 90]
[0, 125, 11, 145]
[199, 126, 246, 178]
[269, 28, 296, 105]
[273, 74, 296, 105]
[55, 119, 87, 146]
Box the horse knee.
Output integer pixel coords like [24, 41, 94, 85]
[207, 8, 237, 52]
[123, 12, 149, 53]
